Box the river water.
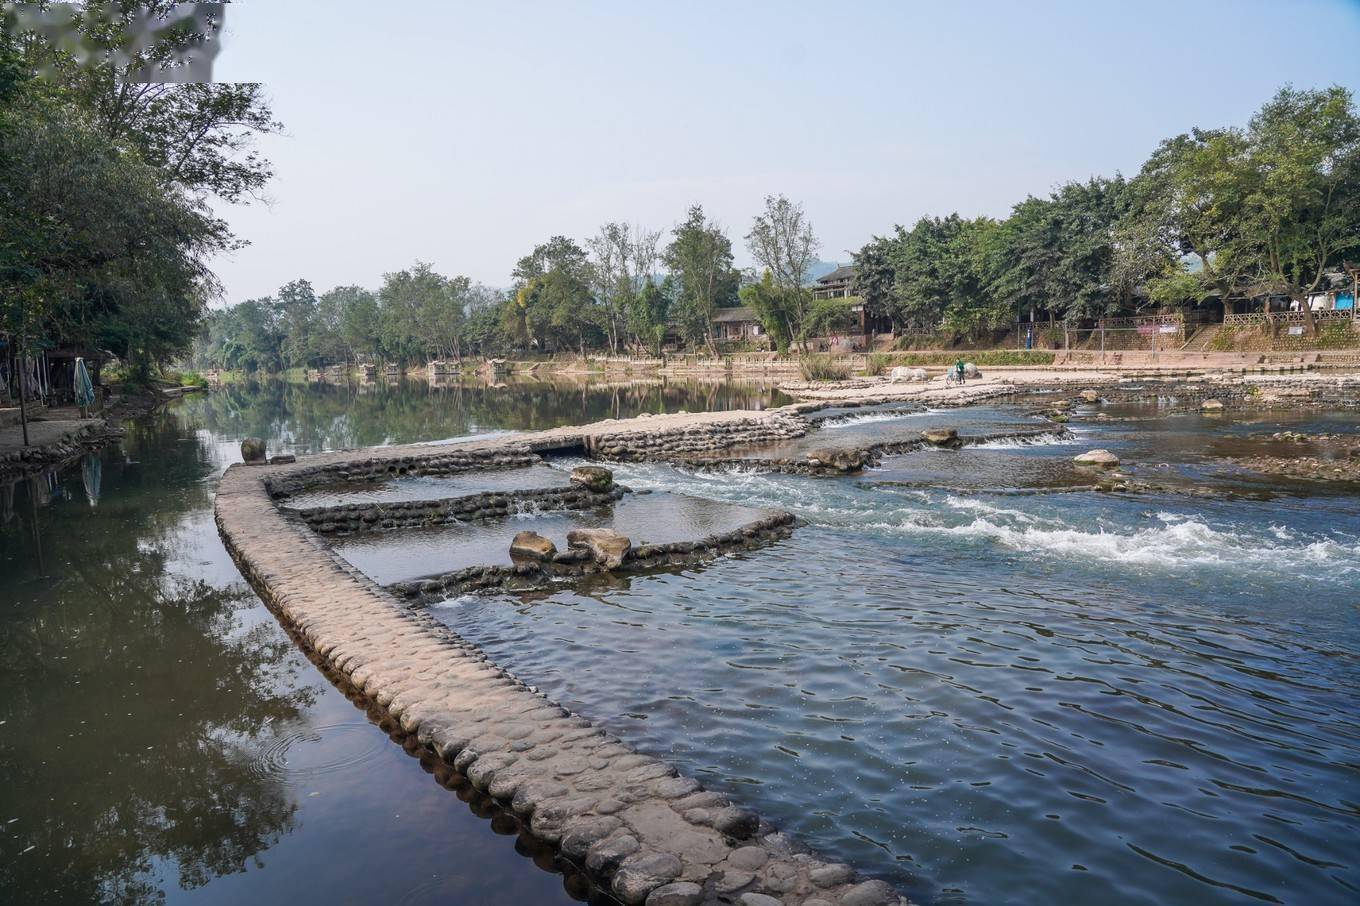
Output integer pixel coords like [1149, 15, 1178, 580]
[0, 377, 786, 906]
[3, 379, 1357, 905]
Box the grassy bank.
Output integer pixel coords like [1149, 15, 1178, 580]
[867, 350, 1055, 373]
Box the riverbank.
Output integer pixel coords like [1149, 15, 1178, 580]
[0, 385, 189, 482]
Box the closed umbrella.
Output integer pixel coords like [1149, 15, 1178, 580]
[74, 356, 94, 414]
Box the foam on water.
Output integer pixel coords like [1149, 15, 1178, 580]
[596, 459, 1360, 585]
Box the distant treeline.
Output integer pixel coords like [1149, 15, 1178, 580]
[194, 82, 1360, 371]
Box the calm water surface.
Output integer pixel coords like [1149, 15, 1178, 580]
[0, 377, 787, 905]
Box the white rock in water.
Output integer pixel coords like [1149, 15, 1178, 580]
[1201, 399, 1224, 411]
[1073, 449, 1120, 468]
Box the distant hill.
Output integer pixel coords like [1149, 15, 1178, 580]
[806, 260, 844, 282]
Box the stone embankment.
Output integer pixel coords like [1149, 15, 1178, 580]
[0, 418, 124, 483]
[216, 408, 911, 906]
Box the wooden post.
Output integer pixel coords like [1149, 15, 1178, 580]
[17, 331, 29, 447]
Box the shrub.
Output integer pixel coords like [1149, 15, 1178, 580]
[866, 353, 894, 376]
[870, 350, 1055, 367]
[800, 355, 852, 381]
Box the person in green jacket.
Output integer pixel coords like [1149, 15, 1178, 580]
[955, 358, 966, 385]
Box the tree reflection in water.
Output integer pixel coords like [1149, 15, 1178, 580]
[0, 412, 315, 905]
[185, 375, 791, 454]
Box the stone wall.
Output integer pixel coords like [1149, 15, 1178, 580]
[266, 449, 542, 499]
[288, 484, 626, 535]
[584, 413, 807, 461]
[389, 512, 799, 604]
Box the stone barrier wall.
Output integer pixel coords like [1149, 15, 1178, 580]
[266, 449, 543, 500]
[288, 484, 627, 535]
[584, 413, 806, 461]
[388, 512, 799, 604]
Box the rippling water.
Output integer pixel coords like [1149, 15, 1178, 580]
[437, 406, 1360, 905]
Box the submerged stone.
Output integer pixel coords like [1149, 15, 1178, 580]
[921, 428, 960, 447]
[1201, 398, 1225, 411]
[568, 528, 631, 569]
[805, 447, 870, 472]
[571, 465, 615, 492]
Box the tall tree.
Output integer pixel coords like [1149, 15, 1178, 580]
[587, 222, 632, 354]
[663, 205, 737, 354]
[746, 195, 819, 345]
[1240, 85, 1360, 333]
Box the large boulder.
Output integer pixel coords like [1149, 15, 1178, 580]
[240, 436, 267, 464]
[888, 366, 928, 383]
[921, 428, 960, 447]
[1073, 449, 1120, 468]
[570, 465, 614, 492]
[805, 447, 870, 472]
[510, 530, 557, 562]
[963, 362, 980, 378]
[1201, 398, 1224, 411]
[567, 528, 631, 569]
[1080, 389, 1101, 403]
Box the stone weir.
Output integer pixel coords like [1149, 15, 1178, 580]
[387, 511, 800, 604]
[214, 408, 910, 906]
[285, 483, 629, 535]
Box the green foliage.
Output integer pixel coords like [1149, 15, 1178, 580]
[799, 355, 852, 381]
[866, 353, 894, 376]
[878, 350, 1056, 366]
[739, 271, 795, 352]
[663, 206, 738, 353]
[0, 13, 278, 382]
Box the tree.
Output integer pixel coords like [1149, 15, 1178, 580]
[1240, 85, 1360, 333]
[663, 205, 737, 354]
[587, 223, 632, 354]
[739, 270, 794, 352]
[511, 236, 594, 352]
[852, 235, 901, 328]
[746, 195, 819, 345]
[0, 87, 231, 380]
[332, 286, 380, 362]
[12, 2, 282, 202]
[1136, 129, 1256, 314]
[630, 279, 671, 355]
[377, 262, 458, 364]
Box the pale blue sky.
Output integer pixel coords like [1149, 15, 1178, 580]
[212, 0, 1360, 303]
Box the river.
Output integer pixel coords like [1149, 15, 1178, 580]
[2, 379, 1356, 905]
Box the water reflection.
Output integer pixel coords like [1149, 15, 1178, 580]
[186, 376, 791, 455]
[0, 424, 309, 904]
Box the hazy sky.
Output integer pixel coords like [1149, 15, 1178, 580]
[211, 0, 1360, 305]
